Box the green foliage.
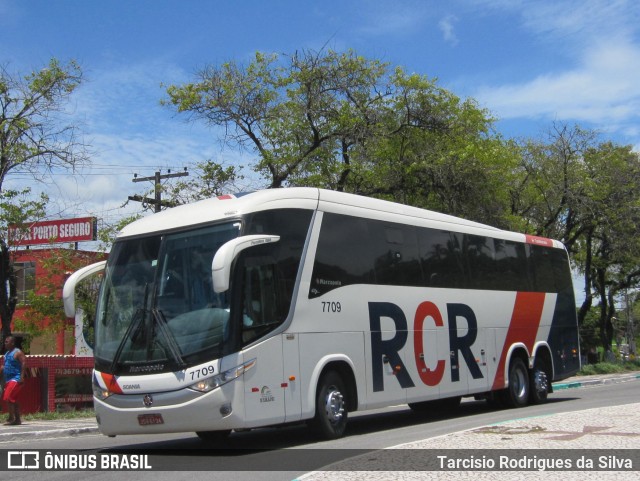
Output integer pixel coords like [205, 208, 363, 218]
[0, 59, 86, 191]
[164, 48, 517, 228]
[514, 125, 640, 351]
[163, 48, 640, 357]
[165, 49, 392, 190]
[579, 307, 602, 352]
[13, 249, 102, 338]
[578, 361, 640, 376]
[22, 409, 95, 421]
[0, 58, 87, 339]
[0, 188, 48, 233]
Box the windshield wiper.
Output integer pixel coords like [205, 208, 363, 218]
[109, 283, 150, 374]
[110, 306, 144, 374]
[107, 284, 186, 374]
[152, 308, 187, 370]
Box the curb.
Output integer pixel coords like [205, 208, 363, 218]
[552, 373, 640, 390]
[0, 425, 100, 442]
[16, 426, 100, 440]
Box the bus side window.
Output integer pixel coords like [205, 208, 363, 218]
[464, 234, 496, 289]
[310, 214, 373, 298]
[529, 245, 555, 292]
[495, 240, 530, 292]
[419, 229, 464, 288]
[369, 221, 423, 287]
[239, 254, 281, 344]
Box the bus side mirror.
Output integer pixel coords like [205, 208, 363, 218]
[212, 235, 280, 293]
[63, 261, 107, 317]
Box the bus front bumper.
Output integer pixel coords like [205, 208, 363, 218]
[94, 382, 243, 436]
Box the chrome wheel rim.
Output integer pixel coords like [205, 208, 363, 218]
[324, 388, 345, 425]
[514, 368, 527, 399]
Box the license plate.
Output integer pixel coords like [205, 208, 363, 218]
[138, 414, 164, 426]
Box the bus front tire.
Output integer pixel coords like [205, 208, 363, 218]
[501, 357, 529, 408]
[310, 371, 348, 439]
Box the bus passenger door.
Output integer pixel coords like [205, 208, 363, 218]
[242, 336, 286, 427]
[282, 333, 302, 422]
[237, 255, 288, 427]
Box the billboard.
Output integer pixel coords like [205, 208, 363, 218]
[8, 217, 97, 246]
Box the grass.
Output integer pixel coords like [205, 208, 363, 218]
[21, 409, 95, 422]
[577, 360, 640, 376]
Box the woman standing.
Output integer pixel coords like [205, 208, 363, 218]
[1, 336, 26, 425]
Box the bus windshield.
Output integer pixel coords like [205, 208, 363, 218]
[94, 222, 241, 374]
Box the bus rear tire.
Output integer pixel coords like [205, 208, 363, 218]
[196, 429, 231, 445]
[309, 371, 348, 439]
[529, 365, 549, 404]
[501, 357, 529, 408]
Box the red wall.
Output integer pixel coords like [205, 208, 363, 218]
[12, 248, 105, 354]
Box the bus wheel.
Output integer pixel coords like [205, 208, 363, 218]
[501, 358, 529, 408]
[196, 429, 231, 446]
[310, 371, 348, 439]
[529, 365, 549, 404]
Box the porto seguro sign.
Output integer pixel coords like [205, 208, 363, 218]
[8, 217, 97, 246]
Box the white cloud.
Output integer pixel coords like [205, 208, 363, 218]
[470, 0, 640, 142]
[476, 38, 640, 123]
[357, 2, 431, 36]
[438, 15, 459, 46]
[519, 0, 634, 41]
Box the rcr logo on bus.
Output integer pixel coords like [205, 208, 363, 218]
[369, 301, 485, 392]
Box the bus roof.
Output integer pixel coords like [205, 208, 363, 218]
[117, 187, 563, 248]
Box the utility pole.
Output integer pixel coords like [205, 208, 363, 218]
[128, 168, 189, 213]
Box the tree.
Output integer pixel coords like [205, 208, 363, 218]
[0, 188, 48, 340]
[580, 142, 640, 352]
[0, 59, 87, 190]
[164, 50, 640, 356]
[510, 124, 597, 244]
[12, 248, 103, 351]
[164, 49, 389, 190]
[164, 48, 512, 227]
[0, 58, 87, 341]
[515, 124, 640, 353]
[351, 68, 518, 227]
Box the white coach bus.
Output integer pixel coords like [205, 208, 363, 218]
[63, 188, 580, 442]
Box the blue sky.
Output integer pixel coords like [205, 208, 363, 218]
[1, 0, 640, 225]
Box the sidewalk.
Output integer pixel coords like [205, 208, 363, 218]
[0, 371, 638, 444]
[299, 372, 640, 480]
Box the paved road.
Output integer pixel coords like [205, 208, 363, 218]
[0, 372, 638, 480]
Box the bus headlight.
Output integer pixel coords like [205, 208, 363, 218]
[93, 378, 113, 401]
[189, 359, 256, 393]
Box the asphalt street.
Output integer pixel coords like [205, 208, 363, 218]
[0, 371, 638, 479]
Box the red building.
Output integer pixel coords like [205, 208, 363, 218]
[12, 247, 105, 354]
[2, 217, 104, 413]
